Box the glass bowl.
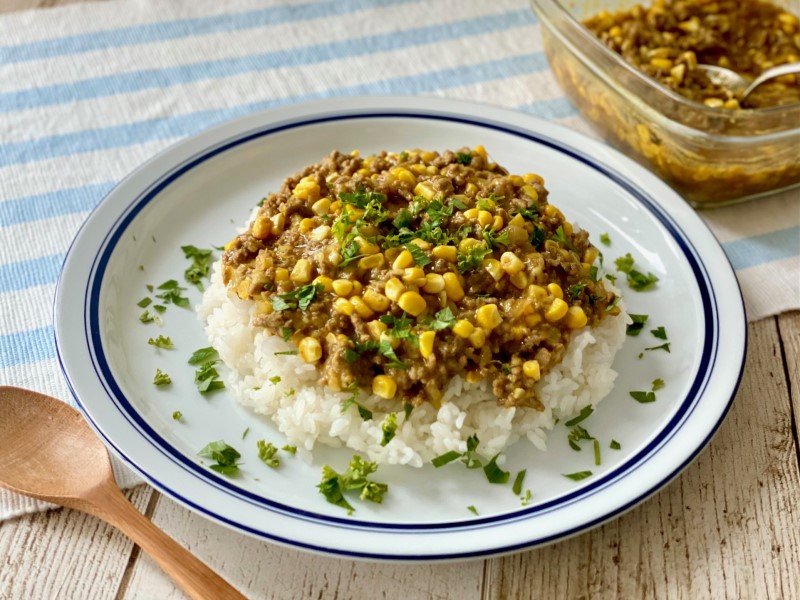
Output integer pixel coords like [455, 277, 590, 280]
[531, 0, 800, 207]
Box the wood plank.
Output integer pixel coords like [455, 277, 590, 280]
[121, 492, 484, 600]
[485, 318, 800, 599]
[0, 485, 154, 599]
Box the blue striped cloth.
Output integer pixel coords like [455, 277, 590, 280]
[0, 0, 798, 516]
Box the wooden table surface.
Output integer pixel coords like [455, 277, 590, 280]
[2, 2, 799, 599]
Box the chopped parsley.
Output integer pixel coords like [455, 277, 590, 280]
[593, 439, 601, 466]
[482, 228, 509, 250]
[257, 440, 280, 468]
[599, 233, 611, 246]
[188, 346, 218, 365]
[431, 434, 483, 469]
[626, 314, 649, 336]
[152, 304, 167, 313]
[380, 413, 397, 446]
[403, 402, 413, 419]
[551, 225, 574, 250]
[147, 335, 174, 350]
[520, 489, 533, 506]
[564, 406, 593, 427]
[431, 450, 462, 468]
[610, 439, 621, 450]
[282, 445, 297, 454]
[274, 350, 298, 356]
[269, 375, 281, 385]
[645, 342, 671, 353]
[155, 279, 190, 308]
[341, 390, 373, 421]
[181, 245, 214, 291]
[242, 427, 250, 440]
[424, 306, 456, 331]
[189, 346, 225, 393]
[567, 282, 585, 301]
[651, 326, 668, 340]
[137, 297, 152, 308]
[614, 253, 659, 291]
[317, 455, 388, 514]
[405, 243, 431, 267]
[198, 440, 241, 476]
[172, 411, 183, 421]
[153, 368, 171, 386]
[457, 242, 491, 273]
[630, 390, 656, 403]
[467, 505, 479, 516]
[512, 469, 527, 495]
[567, 425, 594, 451]
[652, 378, 665, 391]
[271, 283, 324, 311]
[339, 189, 386, 209]
[456, 152, 472, 165]
[139, 310, 155, 324]
[563, 471, 593, 481]
[483, 454, 510, 484]
[280, 327, 293, 341]
[529, 225, 546, 249]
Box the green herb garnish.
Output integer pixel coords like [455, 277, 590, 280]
[431, 450, 462, 468]
[338, 189, 386, 209]
[651, 326, 668, 340]
[593, 439, 601, 466]
[139, 310, 154, 324]
[600, 233, 611, 246]
[181, 245, 214, 291]
[614, 253, 658, 291]
[520, 489, 532, 506]
[456, 152, 472, 165]
[317, 455, 388, 514]
[137, 297, 152, 308]
[425, 306, 456, 331]
[626, 314, 649, 336]
[280, 327, 293, 342]
[242, 427, 250, 440]
[512, 469, 527, 495]
[341, 391, 373, 421]
[564, 406, 593, 427]
[198, 440, 241, 475]
[467, 505, 479, 515]
[645, 342, 671, 353]
[269, 375, 281, 385]
[148, 335, 174, 350]
[153, 368, 171, 386]
[457, 242, 491, 273]
[282, 445, 297, 454]
[652, 378, 665, 391]
[483, 454, 510, 484]
[405, 243, 431, 267]
[155, 279, 190, 308]
[630, 390, 656, 403]
[563, 471, 593, 481]
[610, 439, 621, 450]
[257, 440, 280, 468]
[567, 425, 594, 451]
[274, 350, 298, 356]
[188, 346, 218, 365]
[189, 347, 225, 393]
[381, 413, 397, 446]
[172, 411, 183, 421]
[271, 283, 324, 311]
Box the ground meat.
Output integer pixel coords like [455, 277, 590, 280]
[221, 147, 619, 409]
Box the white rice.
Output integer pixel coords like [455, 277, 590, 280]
[198, 263, 627, 467]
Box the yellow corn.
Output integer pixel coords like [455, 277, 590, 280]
[332, 279, 354, 296]
[423, 273, 445, 293]
[363, 289, 391, 312]
[547, 283, 563, 299]
[313, 276, 333, 293]
[293, 177, 320, 201]
[443, 272, 464, 301]
[384, 247, 402, 263]
[528, 284, 548, 301]
[432, 245, 457, 262]
[453, 319, 474, 338]
[419, 150, 436, 162]
[563, 222, 573, 236]
[372, 375, 397, 400]
[477, 210, 493, 227]
[482, 258, 503, 282]
[508, 213, 525, 228]
[251, 215, 271, 240]
[354, 236, 380, 255]
[522, 360, 541, 380]
[274, 267, 289, 282]
[350, 296, 375, 319]
[414, 181, 436, 201]
[468, 328, 486, 348]
[544, 205, 562, 219]
[391, 167, 416, 185]
[492, 215, 504, 231]
[564, 306, 588, 329]
[367, 320, 388, 339]
[236, 278, 250, 299]
[476, 303, 502, 330]
[270, 213, 286, 234]
[509, 270, 528, 290]
[289, 259, 312, 283]
[463, 207, 479, 220]
[523, 173, 544, 184]
[402, 267, 426, 286]
[509, 175, 524, 187]
[525, 313, 543, 327]
[520, 184, 538, 201]
[408, 238, 431, 251]
[398, 291, 427, 316]
[255, 299, 273, 315]
[299, 217, 315, 233]
[351, 280, 363, 296]
[311, 198, 331, 216]
[334, 297, 354, 315]
[583, 247, 599, 265]
[458, 237, 483, 253]
[545, 298, 568, 322]
[393, 250, 414, 270]
[419, 331, 435, 359]
[500, 251, 525, 275]
[465, 182, 478, 196]
[298, 337, 322, 363]
[384, 277, 405, 302]
[358, 254, 385, 270]
[473, 145, 488, 159]
[310, 225, 331, 241]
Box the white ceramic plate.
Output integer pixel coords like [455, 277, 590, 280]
[55, 96, 746, 560]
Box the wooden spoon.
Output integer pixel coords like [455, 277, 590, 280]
[0, 386, 245, 600]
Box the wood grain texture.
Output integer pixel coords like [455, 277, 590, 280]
[121, 492, 485, 600]
[485, 318, 800, 600]
[0, 485, 153, 599]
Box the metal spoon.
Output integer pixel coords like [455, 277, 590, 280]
[697, 62, 800, 102]
[0, 386, 245, 600]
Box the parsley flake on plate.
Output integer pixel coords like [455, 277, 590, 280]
[152, 368, 171, 386]
[317, 455, 388, 514]
[198, 440, 241, 476]
[147, 335, 174, 350]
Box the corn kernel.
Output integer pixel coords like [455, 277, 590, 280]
[255, 299, 273, 315]
[414, 181, 436, 201]
[492, 215, 504, 231]
[547, 283, 563, 299]
[419, 150, 437, 162]
[372, 375, 397, 400]
[528, 284, 547, 301]
[545, 298, 569, 321]
[476, 304, 502, 330]
[298, 218, 315, 234]
[351, 280, 363, 296]
[465, 370, 484, 383]
[398, 291, 427, 316]
[453, 319, 474, 338]
[354, 236, 380, 255]
[363, 289, 391, 312]
[358, 254, 385, 270]
[477, 210, 493, 227]
[443, 272, 465, 301]
[289, 259, 312, 283]
[274, 267, 289, 282]
[482, 258, 503, 282]
[544, 205, 562, 219]
[509, 175, 524, 187]
[251, 215, 271, 240]
[299, 337, 322, 363]
[468, 328, 486, 348]
[507, 213, 526, 228]
[522, 360, 541, 380]
[236, 278, 250, 299]
[525, 313, 543, 327]
[384, 277, 406, 302]
[473, 145, 488, 159]
[465, 182, 478, 196]
[311, 198, 331, 216]
[350, 296, 375, 319]
[419, 331, 436, 359]
[500, 251, 525, 275]
[520, 185, 539, 200]
[393, 250, 414, 270]
[367, 320, 388, 339]
[313, 276, 333, 293]
[332, 279, 353, 296]
[523, 173, 544, 184]
[432, 245, 457, 262]
[270, 213, 286, 234]
[509, 270, 528, 289]
[463, 207, 480, 220]
[310, 225, 331, 241]
[334, 297, 354, 315]
[423, 273, 445, 293]
[583, 247, 599, 265]
[402, 267, 426, 286]
[564, 306, 588, 329]
[408, 238, 431, 251]
[391, 167, 416, 185]
[459, 237, 483, 253]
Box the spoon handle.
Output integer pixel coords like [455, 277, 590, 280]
[89, 484, 246, 600]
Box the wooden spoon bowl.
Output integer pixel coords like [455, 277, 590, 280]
[0, 386, 245, 600]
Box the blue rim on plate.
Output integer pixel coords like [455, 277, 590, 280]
[55, 98, 747, 560]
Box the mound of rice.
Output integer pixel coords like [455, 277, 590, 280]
[198, 263, 628, 468]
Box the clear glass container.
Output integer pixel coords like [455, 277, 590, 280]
[531, 0, 800, 207]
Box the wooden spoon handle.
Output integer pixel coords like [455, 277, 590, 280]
[91, 485, 246, 600]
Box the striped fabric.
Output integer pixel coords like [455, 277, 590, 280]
[0, 0, 798, 518]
